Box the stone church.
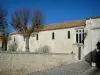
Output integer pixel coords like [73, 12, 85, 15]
[1, 16, 100, 61]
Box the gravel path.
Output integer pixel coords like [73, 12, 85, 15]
[27, 61, 99, 75]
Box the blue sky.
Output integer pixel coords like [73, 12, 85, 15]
[1, 0, 100, 32]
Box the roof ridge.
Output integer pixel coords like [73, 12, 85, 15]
[45, 19, 85, 26]
[10, 19, 86, 35]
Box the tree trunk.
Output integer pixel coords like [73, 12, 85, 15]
[5, 42, 7, 51]
[2, 41, 4, 51]
[25, 36, 30, 52]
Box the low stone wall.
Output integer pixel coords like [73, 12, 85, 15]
[0, 52, 75, 75]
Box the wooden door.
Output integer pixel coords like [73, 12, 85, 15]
[78, 47, 81, 60]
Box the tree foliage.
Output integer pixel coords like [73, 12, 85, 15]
[0, 6, 8, 30]
[11, 8, 43, 36]
[11, 8, 44, 52]
[0, 5, 9, 51]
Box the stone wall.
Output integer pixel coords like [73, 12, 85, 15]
[0, 52, 75, 75]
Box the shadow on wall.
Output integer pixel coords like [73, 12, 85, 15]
[85, 49, 100, 68]
[35, 45, 51, 53]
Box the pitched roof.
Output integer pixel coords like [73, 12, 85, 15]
[10, 19, 86, 35]
[41, 20, 85, 31]
[10, 32, 23, 35]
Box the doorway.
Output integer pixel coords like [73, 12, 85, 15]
[78, 47, 81, 60]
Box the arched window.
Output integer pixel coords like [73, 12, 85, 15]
[76, 29, 84, 44]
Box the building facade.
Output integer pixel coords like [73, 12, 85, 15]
[6, 17, 100, 61]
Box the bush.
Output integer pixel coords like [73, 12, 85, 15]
[35, 45, 51, 54]
[8, 42, 18, 51]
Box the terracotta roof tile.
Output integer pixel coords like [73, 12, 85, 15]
[41, 20, 85, 31]
[10, 20, 86, 35]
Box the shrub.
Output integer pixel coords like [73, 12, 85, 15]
[8, 42, 18, 51]
[35, 45, 51, 54]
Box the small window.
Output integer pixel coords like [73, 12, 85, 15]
[79, 33, 81, 43]
[76, 33, 78, 43]
[83, 30, 84, 33]
[24, 37, 25, 41]
[68, 31, 70, 39]
[52, 32, 54, 40]
[36, 34, 38, 40]
[14, 36, 15, 41]
[82, 30, 84, 44]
